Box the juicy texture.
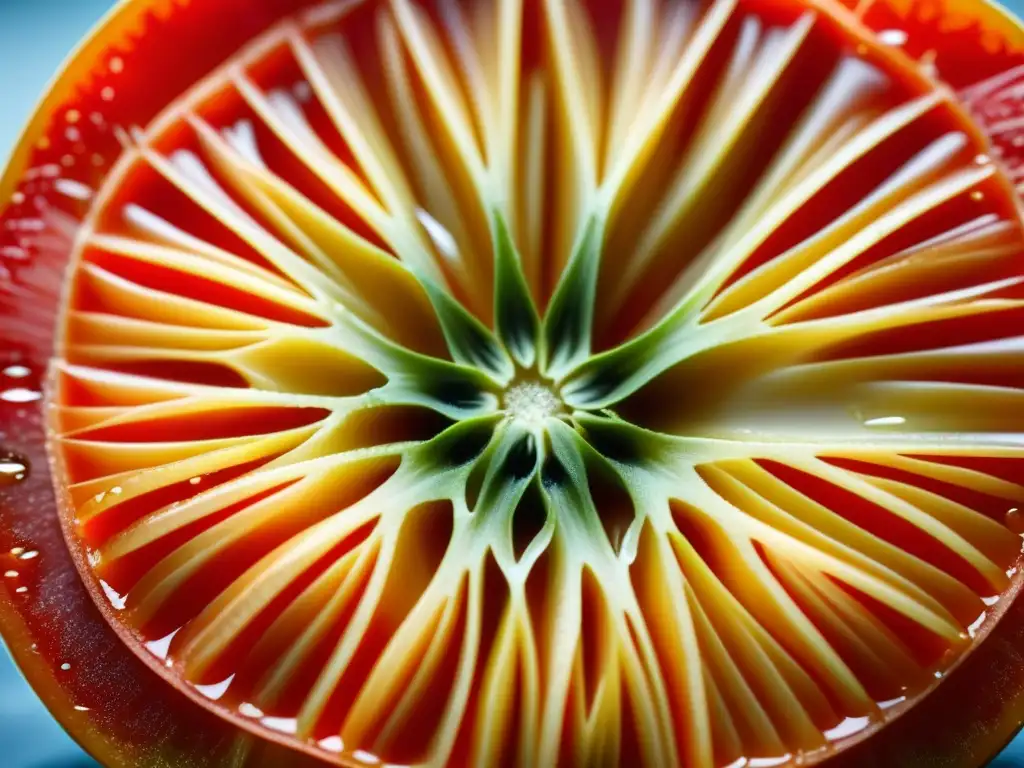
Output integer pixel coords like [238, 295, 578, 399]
[26, 0, 1024, 766]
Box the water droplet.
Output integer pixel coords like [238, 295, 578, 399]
[261, 715, 298, 734]
[877, 29, 908, 46]
[1006, 507, 1024, 534]
[749, 757, 792, 768]
[93, 492, 106, 504]
[18, 550, 38, 561]
[189, 477, 202, 486]
[73, 705, 90, 712]
[194, 674, 235, 701]
[109, 56, 124, 74]
[3, 365, 30, 379]
[824, 715, 872, 742]
[318, 736, 344, 753]
[967, 611, 987, 638]
[54, 178, 94, 201]
[353, 751, 382, 765]
[0, 455, 28, 483]
[110, 486, 122, 495]
[974, 153, 991, 165]
[9, 547, 24, 557]
[4, 570, 17, 578]
[878, 695, 906, 709]
[60, 663, 71, 671]
[1, 388, 41, 404]
[100, 580, 126, 610]
[15, 586, 28, 594]
[144, 628, 180, 661]
[238, 702, 264, 718]
[971, 190, 985, 202]
[101, 87, 115, 102]
[863, 415, 906, 427]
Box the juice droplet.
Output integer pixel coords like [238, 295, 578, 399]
[60, 663, 71, 671]
[2, 365, 30, 379]
[1006, 507, 1024, 534]
[0, 388, 41, 404]
[0, 453, 28, 484]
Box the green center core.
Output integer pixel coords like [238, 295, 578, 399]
[503, 380, 564, 425]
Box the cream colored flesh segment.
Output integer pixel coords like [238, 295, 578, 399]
[614, 14, 816, 307]
[230, 72, 401, 250]
[371, 589, 464, 755]
[132, 141, 342, 309]
[672, 533, 824, 753]
[74, 262, 275, 332]
[882, 454, 1024, 502]
[707, 130, 971, 320]
[296, 497, 425, 736]
[470, 598, 541, 767]
[772, 214, 1020, 322]
[539, 0, 598, 194]
[212, 123, 447, 355]
[683, 472, 874, 715]
[803, 564, 923, 674]
[775, 241, 1020, 324]
[341, 584, 457, 749]
[102, 452, 349, 562]
[738, 163, 994, 321]
[66, 312, 265, 352]
[631, 522, 714, 768]
[689, 589, 784, 756]
[534, 541, 582, 766]
[72, 425, 317, 520]
[87, 233, 322, 320]
[254, 543, 379, 707]
[424, 564, 484, 766]
[603, 0, 738, 200]
[680, 91, 943, 312]
[389, 0, 489, 186]
[188, 115, 377, 312]
[437, 0, 495, 163]
[709, 460, 963, 625]
[171, 462, 406, 678]
[792, 456, 1006, 596]
[289, 28, 419, 217]
[55, 361, 196, 405]
[518, 72, 547, 297]
[375, 11, 491, 316]
[858, 475, 1020, 568]
[117, 201, 303, 294]
[768, 556, 922, 687]
[63, 434, 268, 490]
[121, 471, 340, 627]
[494, 0, 523, 210]
[703, 668, 743, 765]
[602, 0, 657, 174]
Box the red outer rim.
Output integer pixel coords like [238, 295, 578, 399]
[2, 1, 1024, 766]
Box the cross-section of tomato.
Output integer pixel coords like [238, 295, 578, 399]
[4, 0, 1024, 766]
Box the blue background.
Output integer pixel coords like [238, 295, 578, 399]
[2, 0, 1024, 765]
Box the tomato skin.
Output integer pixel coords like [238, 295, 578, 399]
[2, 0, 1024, 766]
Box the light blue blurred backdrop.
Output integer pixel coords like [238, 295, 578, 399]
[3, 0, 1024, 765]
